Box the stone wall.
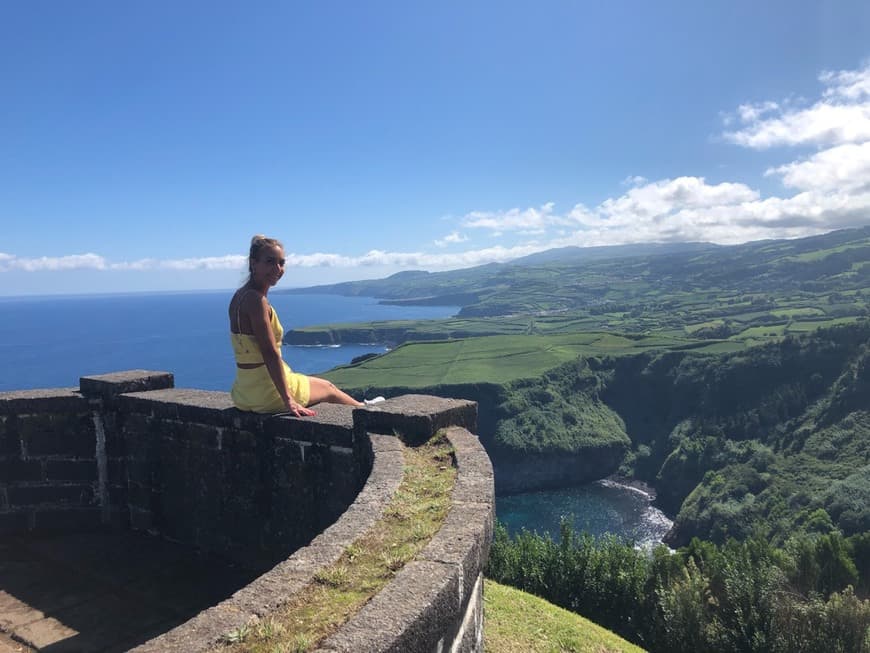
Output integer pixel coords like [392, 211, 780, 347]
[1, 370, 494, 652]
[0, 389, 103, 533]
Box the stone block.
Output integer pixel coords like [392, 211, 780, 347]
[0, 458, 43, 482]
[181, 423, 222, 450]
[106, 484, 129, 510]
[221, 427, 257, 453]
[126, 483, 154, 510]
[129, 507, 153, 532]
[0, 511, 30, 534]
[264, 410, 354, 448]
[7, 484, 95, 507]
[323, 560, 461, 653]
[79, 370, 174, 400]
[32, 507, 103, 532]
[106, 457, 126, 484]
[419, 502, 494, 605]
[444, 427, 494, 505]
[353, 394, 477, 444]
[20, 413, 95, 458]
[0, 414, 19, 456]
[119, 388, 235, 426]
[456, 575, 485, 652]
[45, 459, 98, 482]
[104, 422, 128, 457]
[0, 388, 86, 415]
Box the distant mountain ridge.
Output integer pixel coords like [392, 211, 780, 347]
[278, 227, 870, 318]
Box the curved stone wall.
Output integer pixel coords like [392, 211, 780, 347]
[0, 371, 494, 652]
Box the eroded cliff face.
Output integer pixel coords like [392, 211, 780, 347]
[489, 445, 626, 494]
[340, 380, 629, 495]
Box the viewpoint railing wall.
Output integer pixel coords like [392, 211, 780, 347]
[0, 370, 493, 652]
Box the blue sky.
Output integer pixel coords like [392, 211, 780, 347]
[2, 1, 869, 296]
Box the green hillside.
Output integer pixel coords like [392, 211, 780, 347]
[326, 321, 870, 546]
[284, 228, 870, 350]
[281, 226, 870, 323]
[325, 332, 715, 388]
[484, 579, 645, 653]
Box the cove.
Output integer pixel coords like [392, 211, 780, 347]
[496, 479, 673, 548]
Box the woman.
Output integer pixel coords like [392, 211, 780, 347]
[229, 235, 381, 416]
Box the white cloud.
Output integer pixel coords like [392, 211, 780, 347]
[621, 175, 648, 187]
[434, 231, 469, 247]
[0, 253, 108, 272]
[821, 64, 870, 101]
[736, 101, 781, 124]
[767, 141, 870, 193]
[724, 62, 870, 149]
[462, 202, 563, 234]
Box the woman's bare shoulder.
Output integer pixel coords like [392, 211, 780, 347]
[233, 288, 266, 310]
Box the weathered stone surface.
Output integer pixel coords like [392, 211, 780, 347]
[0, 532, 260, 653]
[457, 575, 485, 653]
[32, 508, 103, 532]
[419, 502, 493, 601]
[79, 370, 174, 400]
[6, 485, 94, 507]
[44, 459, 97, 482]
[0, 389, 84, 415]
[444, 426, 495, 505]
[0, 512, 30, 534]
[119, 388, 233, 425]
[0, 458, 42, 482]
[322, 560, 461, 653]
[19, 413, 94, 458]
[353, 394, 477, 443]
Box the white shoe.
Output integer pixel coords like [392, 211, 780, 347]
[364, 396, 386, 406]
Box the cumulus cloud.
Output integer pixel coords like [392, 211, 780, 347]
[434, 231, 469, 247]
[767, 141, 870, 193]
[723, 62, 870, 148]
[462, 202, 563, 234]
[0, 253, 109, 272]
[458, 61, 870, 250]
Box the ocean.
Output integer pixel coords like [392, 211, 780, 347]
[0, 290, 671, 544]
[0, 290, 458, 392]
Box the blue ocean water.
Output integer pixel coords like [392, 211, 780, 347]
[496, 481, 672, 549]
[0, 291, 458, 392]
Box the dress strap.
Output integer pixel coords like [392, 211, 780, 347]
[234, 289, 269, 335]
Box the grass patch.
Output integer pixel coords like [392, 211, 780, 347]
[214, 434, 457, 653]
[484, 579, 645, 653]
[325, 333, 707, 388]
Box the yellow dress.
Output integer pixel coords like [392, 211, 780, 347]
[230, 304, 311, 412]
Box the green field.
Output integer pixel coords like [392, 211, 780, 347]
[326, 332, 718, 387]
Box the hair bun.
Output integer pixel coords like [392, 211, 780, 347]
[251, 234, 267, 246]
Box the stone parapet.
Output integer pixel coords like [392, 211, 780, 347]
[0, 388, 101, 533]
[1, 371, 493, 653]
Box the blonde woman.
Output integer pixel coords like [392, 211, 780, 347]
[229, 235, 382, 416]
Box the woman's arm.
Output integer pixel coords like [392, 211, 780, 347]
[244, 293, 316, 417]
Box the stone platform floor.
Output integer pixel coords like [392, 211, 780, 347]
[0, 532, 267, 652]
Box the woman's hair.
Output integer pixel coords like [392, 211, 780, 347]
[243, 234, 284, 284]
[248, 234, 283, 273]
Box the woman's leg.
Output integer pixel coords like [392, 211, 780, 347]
[306, 376, 363, 407]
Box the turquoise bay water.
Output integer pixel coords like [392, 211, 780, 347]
[0, 290, 671, 543]
[497, 481, 672, 548]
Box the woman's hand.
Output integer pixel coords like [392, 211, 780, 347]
[287, 401, 317, 417]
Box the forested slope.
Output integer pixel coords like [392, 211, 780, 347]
[328, 321, 870, 545]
